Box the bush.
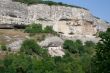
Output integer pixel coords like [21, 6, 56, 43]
[24, 23, 43, 33]
[25, 23, 56, 35]
[63, 40, 78, 54]
[63, 40, 85, 55]
[0, 44, 7, 51]
[75, 40, 84, 55]
[44, 26, 54, 33]
[84, 41, 96, 55]
[84, 41, 95, 47]
[20, 39, 43, 55]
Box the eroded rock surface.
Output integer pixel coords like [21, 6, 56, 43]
[40, 36, 64, 57]
[0, 0, 110, 41]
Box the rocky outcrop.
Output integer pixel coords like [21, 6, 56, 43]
[40, 36, 65, 57]
[40, 36, 64, 47]
[7, 40, 23, 52]
[0, 0, 110, 42]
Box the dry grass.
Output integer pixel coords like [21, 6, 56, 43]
[0, 29, 28, 44]
[31, 33, 55, 42]
[0, 29, 27, 36]
[0, 29, 56, 44]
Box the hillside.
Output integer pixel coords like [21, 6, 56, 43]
[0, 0, 110, 73]
[0, 0, 109, 42]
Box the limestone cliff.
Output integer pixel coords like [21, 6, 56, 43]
[0, 0, 109, 42]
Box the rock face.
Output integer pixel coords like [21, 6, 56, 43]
[0, 0, 110, 41]
[7, 40, 23, 52]
[40, 36, 65, 57]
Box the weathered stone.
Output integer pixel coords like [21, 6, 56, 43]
[40, 36, 64, 47]
[7, 39, 23, 52]
[40, 36, 65, 57]
[0, 0, 109, 42]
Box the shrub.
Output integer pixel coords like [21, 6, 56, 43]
[44, 26, 54, 33]
[84, 41, 95, 47]
[25, 23, 56, 35]
[63, 40, 78, 54]
[0, 44, 7, 51]
[20, 39, 42, 55]
[75, 40, 84, 55]
[63, 40, 85, 55]
[84, 41, 96, 56]
[24, 23, 43, 33]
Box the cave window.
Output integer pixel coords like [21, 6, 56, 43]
[6, 12, 17, 18]
[8, 14, 17, 18]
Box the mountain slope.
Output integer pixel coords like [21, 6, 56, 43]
[0, 0, 109, 42]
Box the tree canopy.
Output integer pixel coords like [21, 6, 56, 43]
[92, 28, 110, 73]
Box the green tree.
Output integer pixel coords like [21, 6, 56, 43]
[20, 39, 43, 55]
[1, 53, 35, 73]
[92, 28, 110, 73]
[63, 40, 77, 53]
[63, 40, 84, 54]
[85, 41, 95, 47]
[84, 41, 96, 55]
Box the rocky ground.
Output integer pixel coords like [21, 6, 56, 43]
[0, 29, 64, 56]
[0, 29, 27, 44]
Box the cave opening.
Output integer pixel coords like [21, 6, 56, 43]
[0, 24, 26, 29]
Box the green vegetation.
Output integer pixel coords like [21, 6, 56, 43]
[12, 0, 87, 10]
[44, 26, 54, 33]
[24, 23, 43, 33]
[92, 28, 110, 73]
[20, 39, 46, 55]
[63, 40, 85, 55]
[20, 39, 40, 55]
[24, 23, 55, 35]
[0, 44, 7, 51]
[63, 40, 96, 73]
[0, 38, 96, 73]
[1, 28, 110, 73]
[12, 0, 43, 5]
[0, 53, 84, 73]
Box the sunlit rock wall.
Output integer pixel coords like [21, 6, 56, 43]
[0, 0, 109, 42]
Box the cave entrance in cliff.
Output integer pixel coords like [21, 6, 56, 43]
[13, 24, 26, 29]
[0, 24, 26, 29]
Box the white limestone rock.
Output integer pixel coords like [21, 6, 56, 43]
[7, 39, 23, 52]
[0, 0, 109, 42]
[40, 36, 65, 57]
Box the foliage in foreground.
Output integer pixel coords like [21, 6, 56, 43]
[63, 40, 95, 55]
[92, 28, 110, 73]
[1, 28, 110, 73]
[20, 39, 42, 55]
[0, 38, 96, 73]
[0, 28, 110, 73]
